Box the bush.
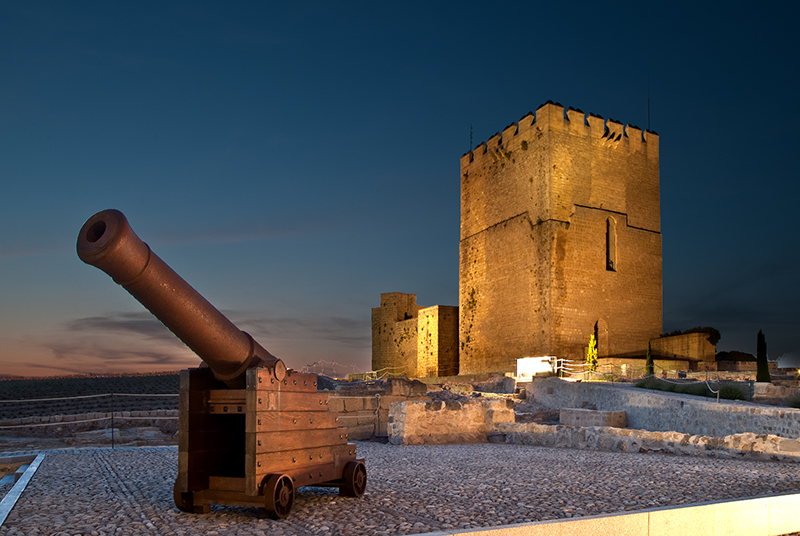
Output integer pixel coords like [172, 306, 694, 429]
[635, 377, 747, 401]
[635, 377, 658, 389]
[718, 384, 747, 400]
[787, 395, 800, 409]
[675, 383, 709, 397]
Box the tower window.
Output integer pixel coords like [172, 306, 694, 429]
[606, 217, 617, 271]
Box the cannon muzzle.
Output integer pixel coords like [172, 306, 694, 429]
[77, 209, 286, 388]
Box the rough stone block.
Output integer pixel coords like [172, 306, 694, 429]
[327, 397, 345, 413]
[560, 408, 626, 428]
[343, 397, 365, 412]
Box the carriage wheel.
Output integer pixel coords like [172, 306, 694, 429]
[340, 461, 367, 497]
[173, 483, 195, 513]
[263, 474, 295, 519]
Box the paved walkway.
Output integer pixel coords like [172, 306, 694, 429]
[1, 443, 799, 536]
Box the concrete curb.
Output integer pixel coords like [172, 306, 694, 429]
[0, 453, 45, 527]
[408, 491, 800, 536]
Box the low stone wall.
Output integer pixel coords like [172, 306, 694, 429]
[388, 398, 515, 445]
[528, 377, 800, 439]
[327, 377, 430, 439]
[0, 410, 178, 438]
[597, 358, 688, 376]
[328, 394, 381, 440]
[560, 408, 626, 428]
[496, 422, 800, 462]
[753, 382, 800, 406]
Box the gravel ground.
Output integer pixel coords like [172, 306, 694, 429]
[1, 443, 800, 536]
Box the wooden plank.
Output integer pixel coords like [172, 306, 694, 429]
[245, 411, 339, 433]
[244, 443, 357, 495]
[181, 429, 248, 452]
[179, 450, 244, 478]
[246, 391, 330, 412]
[194, 489, 264, 509]
[208, 476, 245, 492]
[174, 470, 209, 493]
[180, 368, 213, 391]
[179, 390, 209, 413]
[285, 460, 347, 489]
[208, 389, 247, 403]
[246, 443, 357, 481]
[246, 429, 348, 454]
[179, 412, 234, 434]
[247, 368, 319, 392]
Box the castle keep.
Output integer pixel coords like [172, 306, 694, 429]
[373, 101, 664, 377]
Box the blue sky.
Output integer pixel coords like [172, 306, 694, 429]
[1, 1, 798, 377]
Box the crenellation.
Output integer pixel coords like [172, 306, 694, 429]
[487, 132, 502, 150]
[625, 125, 643, 143]
[518, 111, 535, 129]
[586, 114, 605, 137]
[502, 122, 518, 140]
[606, 119, 624, 137]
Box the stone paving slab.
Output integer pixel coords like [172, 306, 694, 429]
[1, 443, 799, 536]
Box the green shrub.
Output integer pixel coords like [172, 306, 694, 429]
[675, 383, 709, 397]
[787, 395, 800, 409]
[718, 384, 746, 400]
[635, 376, 660, 389]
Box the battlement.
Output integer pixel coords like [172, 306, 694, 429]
[461, 101, 659, 169]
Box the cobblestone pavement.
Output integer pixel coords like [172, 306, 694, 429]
[1, 443, 799, 536]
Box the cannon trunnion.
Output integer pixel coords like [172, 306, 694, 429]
[77, 209, 365, 518]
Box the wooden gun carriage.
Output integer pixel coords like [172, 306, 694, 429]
[77, 209, 366, 519]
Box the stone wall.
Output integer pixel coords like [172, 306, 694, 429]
[560, 408, 626, 427]
[371, 293, 459, 378]
[371, 292, 421, 377]
[497, 422, 800, 462]
[528, 377, 800, 439]
[459, 102, 662, 374]
[754, 382, 800, 406]
[650, 332, 716, 364]
[327, 377, 430, 439]
[388, 398, 515, 445]
[417, 305, 459, 377]
[597, 357, 689, 376]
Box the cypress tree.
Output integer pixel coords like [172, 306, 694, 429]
[646, 342, 654, 376]
[756, 330, 771, 382]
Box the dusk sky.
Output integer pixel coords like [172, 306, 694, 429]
[1, 1, 798, 377]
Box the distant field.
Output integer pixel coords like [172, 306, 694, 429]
[0, 374, 180, 419]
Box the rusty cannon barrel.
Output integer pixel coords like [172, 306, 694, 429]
[77, 209, 286, 388]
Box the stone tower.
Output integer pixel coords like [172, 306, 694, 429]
[458, 101, 662, 374]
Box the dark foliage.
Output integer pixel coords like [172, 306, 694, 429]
[645, 342, 654, 376]
[756, 330, 771, 382]
[0, 374, 180, 419]
[716, 350, 756, 362]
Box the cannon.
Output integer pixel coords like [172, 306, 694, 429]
[77, 209, 366, 518]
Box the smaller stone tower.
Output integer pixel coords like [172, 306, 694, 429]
[372, 293, 458, 378]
